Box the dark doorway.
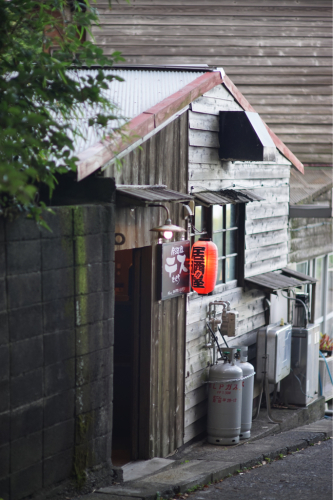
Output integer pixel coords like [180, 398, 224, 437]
[111, 246, 152, 466]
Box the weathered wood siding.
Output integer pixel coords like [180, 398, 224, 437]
[92, 0, 332, 166]
[105, 112, 188, 252]
[289, 217, 333, 263]
[105, 113, 188, 458]
[185, 84, 291, 442]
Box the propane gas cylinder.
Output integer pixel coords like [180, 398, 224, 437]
[207, 348, 243, 445]
[236, 347, 254, 440]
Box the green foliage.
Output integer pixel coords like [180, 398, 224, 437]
[186, 484, 203, 493]
[0, 0, 126, 221]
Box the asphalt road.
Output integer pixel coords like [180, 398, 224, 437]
[186, 439, 332, 500]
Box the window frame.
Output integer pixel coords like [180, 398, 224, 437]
[296, 254, 333, 337]
[191, 202, 245, 290]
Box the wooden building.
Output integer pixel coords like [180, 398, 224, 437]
[75, 67, 310, 460]
[288, 167, 333, 339]
[86, 0, 333, 425]
[90, 0, 332, 168]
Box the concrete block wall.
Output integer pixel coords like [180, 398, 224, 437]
[0, 204, 115, 500]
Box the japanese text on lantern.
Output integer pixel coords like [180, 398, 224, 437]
[191, 246, 205, 289]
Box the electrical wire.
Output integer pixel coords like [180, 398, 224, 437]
[291, 368, 312, 399]
[280, 291, 309, 327]
[206, 322, 223, 359]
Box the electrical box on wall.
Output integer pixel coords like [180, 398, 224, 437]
[220, 309, 239, 337]
[256, 323, 292, 384]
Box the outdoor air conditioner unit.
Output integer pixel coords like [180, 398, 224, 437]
[280, 324, 320, 406]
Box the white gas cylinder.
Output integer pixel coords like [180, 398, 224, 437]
[207, 349, 243, 445]
[237, 347, 255, 440]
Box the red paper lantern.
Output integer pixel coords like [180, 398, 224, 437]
[190, 238, 218, 294]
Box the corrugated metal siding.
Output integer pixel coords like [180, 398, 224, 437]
[67, 68, 205, 154]
[92, 0, 332, 166]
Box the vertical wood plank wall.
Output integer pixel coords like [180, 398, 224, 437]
[184, 84, 291, 443]
[105, 113, 188, 458]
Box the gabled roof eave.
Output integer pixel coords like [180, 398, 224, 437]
[77, 71, 304, 181]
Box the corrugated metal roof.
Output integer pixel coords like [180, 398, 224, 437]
[67, 68, 206, 155]
[116, 185, 194, 206]
[245, 268, 317, 293]
[194, 189, 264, 206]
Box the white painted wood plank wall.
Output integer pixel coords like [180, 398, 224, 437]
[184, 83, 291, 443]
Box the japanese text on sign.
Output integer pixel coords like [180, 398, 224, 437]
[211, 382, 240, 403]
[160, 241, 190, 300]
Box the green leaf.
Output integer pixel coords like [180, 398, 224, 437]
[0, 0, 125, 223]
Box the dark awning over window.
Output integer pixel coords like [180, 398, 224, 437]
[116, 184, 194, 207]
[193, 189, 264, 207]
[245, 268, 317, 294]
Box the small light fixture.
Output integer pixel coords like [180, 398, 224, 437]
[149, 204, 186, 240]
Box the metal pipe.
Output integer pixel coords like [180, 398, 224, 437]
[148, 203, 170, 219]
[182, 203, 193, 217]
[206, 322, 223, 359]
[281, 292, 309, 328]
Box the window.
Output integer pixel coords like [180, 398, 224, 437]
[192, 203, 243, 285]
[297, 254, 333, 338]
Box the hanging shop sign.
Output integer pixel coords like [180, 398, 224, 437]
[158, 240, 190, 300]
[190, 238, 218, 295]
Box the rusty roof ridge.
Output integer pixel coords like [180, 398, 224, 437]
[76, 70, 304, 181]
